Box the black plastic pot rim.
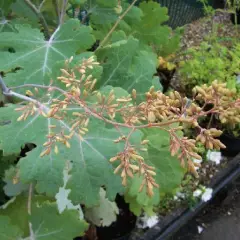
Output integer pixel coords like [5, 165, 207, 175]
[137, 153, 240, 240]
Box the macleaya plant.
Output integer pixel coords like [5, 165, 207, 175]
[0, 0, 239, 238]
[0, 58, 240, 237]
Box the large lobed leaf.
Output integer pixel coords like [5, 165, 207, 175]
[0, 90, 143, 206]
[96, 34, 160, 99]
[0, 19, 95, 87]
[85, 188, 119, 227]
[125, 128, 185, 216]
[0, 196, 88, 239]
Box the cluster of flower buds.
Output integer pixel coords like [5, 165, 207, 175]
[110, 139, 159, 197]
[41, 127, 73, 157]
[196, 128, 226, 150]
[193, 81, 240, 128]
[58, 56, 99, 98]
[138, 87, 185, 123]
[14, 55, 240, 198]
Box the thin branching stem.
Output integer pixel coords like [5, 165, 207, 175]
[53, 0, 61, 24]
[24, 0, 50, 39]
[27, 184, 33, 215]
[8, 83, 187, 129]
[98, 0, 138, 48]
[0, 74, 9, 94]
[59, 0, 68, 25]
[27, 184, 35, 239]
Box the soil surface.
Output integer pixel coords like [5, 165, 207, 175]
[171, 175, 240, 240]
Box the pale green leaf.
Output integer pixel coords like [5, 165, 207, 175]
[0, 215, 23, 240]
[0, 101, 142, 206]
[3, 165, 29, 197]
[85, 188, 119, 227]
[30, 201, 88, 239]
[96, 35, 159, 98]
[0, 0, 16, 14]
[125, 175, 160, 216]
[131, 1, 170, 48]
[55, 161, 84, 219]
[0, 19, 95, 87]
[11, 0, 39, 25]
[0, 196, 89, 239]
[146, 131, 185, 194]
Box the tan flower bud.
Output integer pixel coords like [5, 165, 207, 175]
[148, 111, 156, 123]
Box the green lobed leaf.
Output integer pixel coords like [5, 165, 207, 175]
[0, 215, 23, 239]
[131, 2, 170, 49]
[0, 0, 16, 15]
[0, 95, 142, 206]
[30, 201, 88, 239]
[86, 0, 142, 41]
[96, 35, 160, 99]
[11, 0, 39, 26]
[0, 195, 89, 239]
[146, 129, 185, 194]
[55, 161, 84, 219]
[125, 175, 160, 216]
[3, 166, 29, 197]
[0, 19, 95, 87]
[125, 127, 185, 215]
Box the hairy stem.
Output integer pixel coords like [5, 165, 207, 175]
[24, 0, 50, 39]
[98, 0, 138, 48]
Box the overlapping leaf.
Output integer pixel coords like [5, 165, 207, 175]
[146, 129, 185, 194]
[96, 35, 160, 98]
[0, 89, 142, 206]
[0, 19, 95, 87]
[0, 196, 88, 239]
[125, 128, 185, 215]
[0, 216, 23, 240]
[0, 0, 16, 15]
[85, 188, 119, 227]
[131, 2, 170, 48]
[86, 0, 142, 40]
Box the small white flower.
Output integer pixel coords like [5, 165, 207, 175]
[136, 213, 159, 229]
[198, 226, 204, 234]
[207, 151, 222, 165]
[193, 189, 202, 197]
[173, 196, 178, 201]
[201, 188, 213, 202]
[145, 215, 159, 228]
[176, 192, 185, 199]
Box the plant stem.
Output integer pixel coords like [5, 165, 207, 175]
[27, 184, 33, 215]
[98, 0, 138, 48]
[0, 74, 9, 94]
[27, 184, 35, 239]
[207, 113, 214, 129]
[8, 83, 183, 129]
[59, 0, 68, 25]
[24, 0, 50, 39]
[53, 0, 61, 24]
